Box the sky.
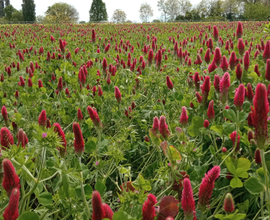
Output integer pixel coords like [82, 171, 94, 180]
[11, 0, 201, 22]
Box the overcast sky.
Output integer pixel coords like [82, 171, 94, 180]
[11, 0, 201, 22]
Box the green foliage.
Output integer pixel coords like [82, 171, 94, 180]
[0, 21, 269, 220]
[22, 0, 36, 21]
[0, 0, 4, 17]
[245, 177, 265, 194]
[11, 10, 24, 21]
[152, 19, 161, 23]
[45, 3, 79, 23]
[215, 210, 246, 220]
[244, 3, 270, 21]
[18, 212, 40, 220]
[5, 0, 9, 6]
[225, 158, 251, 188]
[113, 211, 135, 220]
[89, 0, 108, 22]
[4, 4, 14, 21]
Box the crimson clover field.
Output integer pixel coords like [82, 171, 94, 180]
[1, 21, 270, 220]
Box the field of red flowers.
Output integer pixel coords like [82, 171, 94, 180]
[0, 21, 270, 220]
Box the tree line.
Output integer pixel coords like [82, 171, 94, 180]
[145, 0, 270, 23]
[111, 0, 270, 23]
[91, 0, 270, 23]
[0, 0, 269, 24]
[0, 0, 35, 22]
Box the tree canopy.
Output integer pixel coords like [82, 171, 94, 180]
[139, 3, 153, 22]
[45, 3, 79, 23]
[22, 0, 36, 22]
[111, 9, 126, 23]
[89, 0, 108, 22]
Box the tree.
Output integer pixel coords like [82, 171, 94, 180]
[0, 0, 4, 17]
[179, 0, 192, 16]
[139, 3, 153, 22]
[36, 15, 45, 23]
[45, 3, 79, 23]
[22, 0, 36, 22]
[157, 0, 168, 22]
[5, 0, 9, 6]
[11, 10, 23, 21]
[89, 0, 108, 22]
[244, 2, 270, 20]
[208, 0, 224, 19]
[165, 0, 180, 21]
[4, 4, 14, 20]
[184, 8, 200, 20]
[223, 0, 239, 19]
[196, 0, 209, 19]
[111, 9, 126, 23]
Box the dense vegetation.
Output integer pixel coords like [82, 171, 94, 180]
[0, 21, 270, 220]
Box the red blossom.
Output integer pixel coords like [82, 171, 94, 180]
[38, 110, 47, 127]
[159, 116, 170, 140]
[77, 108, 83, 121]
[1, 106, 8, 121]
[166, 75, 173, 89]
[213, 47, 222, 66]
[142, 194, 157, 220]
[201, 76, 211, 106]
[1, 127, 14, 149]
[266, 59, 270, 81]
[17, 128, 26, 148]
[120, 181, 135, 192]
[203, 119, 209, 128]
[229, 51, 238, 70]
[220, 72, 230, 105]
[53, 123, 67, 158]
[2, 159, 20, 197]
[237, 38, 245, 57]
[181, 178, 196, 220]
[236, 22, 243, 39]
[38, 79, 43, 88]
[230, 131, 240, 152]
[246, 83, 254, 102]
[148, 49, 154, 66]
[195, 92, 202, 104]
[234, 84, 245, 110]
[114, 86, 121, 103]
[224, 193, 234, 214]
[57, 77, 63, 91]
[243, 51, 250, 71]
[263, 41, 270, 62]
[92, 191, 105, 220]
[213, 75, 220, 92]
[207, 100, 215, 121]
[180, 107, 188, 126]
[73, 122, 84, 156]
[3, 188, 20, 220]
[87, 106, 102, 128]
[102, 203, 113, 220]
[220, 55, 228, 72]
[213, 26, 219, 41]
[204, 48, 211, 64]
[235, 64, 242, 80]
[198, 166, 220, 211]
[252, 83, 269, 149]
[98, 85, 103, 97]
[193, 72, 200, 91]
[248, 130, 254, 143]
[255, 148, 261, 165]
